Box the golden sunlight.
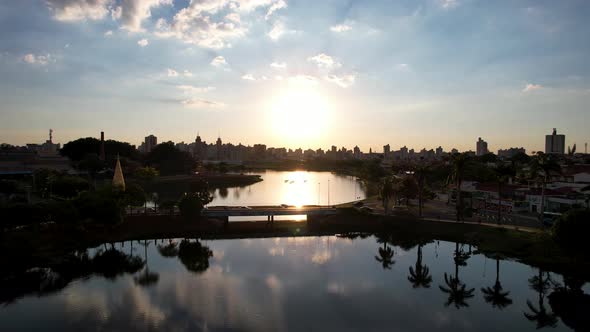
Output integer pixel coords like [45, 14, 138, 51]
[269, 84, 331, 145]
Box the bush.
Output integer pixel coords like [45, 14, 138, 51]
[552, 209, 590, 253]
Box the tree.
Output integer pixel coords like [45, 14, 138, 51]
[177, 239, 213, 273]
[530, 152, 561, 222]
[439, 242, 474, 309]
[448, 153, 469, 221]
[551, 209, 590, 253]
[145, 142, 195, 176]
[375, 234, 395, 269]
[159, 200, 176, 215]
[414, 162, 430, 217]
[493, 163, 515, 224]
[178, 181, 213, 221]
[481, 257, 513, 309]
[61, 137, 139, 162]
[124, 183, 146, 215]
[134, 240, 159, 287]
[134, 166, 159, 181]
[378, 177, 396, 213]
[50, 175, 90, 199]
[524, 268, 558, 329]
[408, 244, 432, 288]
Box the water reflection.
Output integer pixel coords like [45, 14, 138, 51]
[1, 235, 589, 331]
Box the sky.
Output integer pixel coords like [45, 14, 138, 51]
[0, 0, 589, 153]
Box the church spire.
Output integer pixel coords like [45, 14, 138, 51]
[112, 154, 126, 191]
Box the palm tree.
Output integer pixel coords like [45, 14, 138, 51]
[524, 268, 558, 329]
[415, 161, 430, 218]
[493, 163, 515, 224]
[134, 239, 159, 287]
[375, 234, 395, 269]
[439, 242, 474, 308]
[379, 177, 396, 213]
[408, 244, 432, 288]
[529, 152, 561, 222]
[481, 257, 513, 309]
[177, 239, 213, 274]
[449, 153, 469, 221]
[157, 239, 179, 257]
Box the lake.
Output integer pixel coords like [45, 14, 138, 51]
[1, 235, 588, 331]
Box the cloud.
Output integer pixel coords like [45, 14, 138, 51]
[395, 63, 411, 71]
[45, 0, 111, 21]
[265, 0, 287, 20]
[307, 53, 341, 69]
[270, 61, 286, 69]
[181, 98, 224, 108]
[241, 74, 256, 81]
[210, 55, 227, 67]
[268, 21, 286, 40]
[183, 70, 193, 77]
[330, 24, 352, 33]
[21, 53, 52, 65]
[439, 0, 458, 9]
[177, 85, 214, 93]
[325, 74, 355, 88]
[113, 0, 173, 32]
[137, 38, 149, 46]
[287, 74, 318, 86]
[523, 83, 543, 92]
[167, 68, 179, 77]
[104, 30, 113, 36]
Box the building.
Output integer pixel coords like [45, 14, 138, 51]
[144, 134, 157, 153]
[497, 147, 526, 159]
[545, 128, 565, 154]
[476, 137, 488, 156]
[383, 144, 390, 155]
[26, 129, 60, 157]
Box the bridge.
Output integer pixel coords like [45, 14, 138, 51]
[202, 205, 339, 222]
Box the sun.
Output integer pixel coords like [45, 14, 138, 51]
[269, 83, 331, 146]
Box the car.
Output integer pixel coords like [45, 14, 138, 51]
[353, 201, 364, 207]
[280, 204, 289, 208]
[240, 206, 252, 209]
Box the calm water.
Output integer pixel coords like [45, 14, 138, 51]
[210, 170, 365, 206]
[1, 236, 588, 331]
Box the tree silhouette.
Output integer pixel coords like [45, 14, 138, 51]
[529, 152, 561, 222]
[177, 239, 213, 274]
[408, 244, 432, 288]
[548, 274, 590, 332]
[374, 234, 395, 269]
[524, 268, 558, 329]
[134, 240, 159, 287]
[481, 257, 513, 309]
[448, 153, 469, 221]
[439, 242, 474, 309]
[157, 239, 180, 257]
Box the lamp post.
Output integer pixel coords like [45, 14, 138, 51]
[328, 180, 330, 206]
[318, 182, 321, 205]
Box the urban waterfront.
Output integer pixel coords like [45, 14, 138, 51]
[1, 236, 587, 331]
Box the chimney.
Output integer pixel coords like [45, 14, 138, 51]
[100, 131, 106, 161]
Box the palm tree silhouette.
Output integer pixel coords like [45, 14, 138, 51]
[448, 153, 469, 221]
[375, 241, 395, 269]
[157, 239, 180, 258]
[439, 242, 474, 309]
[529, 152, 561, 223]
[134, 239, 159, 287]
[481, 257, 513, 309]
[524, 268, 558, 329]
[408, 244, 432, 288]
[177, 239, 213, 274]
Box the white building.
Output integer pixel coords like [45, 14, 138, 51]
[545, 128, 565, 154]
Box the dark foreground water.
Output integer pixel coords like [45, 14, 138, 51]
[1, 235, 588, 332]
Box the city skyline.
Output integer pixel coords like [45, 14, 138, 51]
[1, 0, 589, 151]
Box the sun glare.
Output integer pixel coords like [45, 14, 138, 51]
[269, 84, 331, 145]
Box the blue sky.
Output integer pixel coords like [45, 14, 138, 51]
[1, 0, 589, 153]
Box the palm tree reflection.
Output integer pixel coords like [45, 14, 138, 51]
[375, 234, 395, 269]
[439, 242, 474, 309]
[408, 244, 432, 288]
[134, 239, 159, 287]
[178, 239, 213, 274]
[524, 268, 558, 329]
[481, 256, 513, 309]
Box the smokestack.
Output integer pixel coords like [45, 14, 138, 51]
[100, 131, 105, 161]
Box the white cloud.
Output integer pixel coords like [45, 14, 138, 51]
[177, 85, 215, 93]
[210, 55, 227, 67]
[330, 24, 352, 33]
[241, 74, 256, 81]
[307, 53, 341, 69]
[45, 0, 111, 21]
[114, 0, 173, 32]
[268, 21, 286, 40]
[137, 38, 149, 46]
[183, 70, 193, 77]
[287, 74, 318, 86]
[523, 83, 543, 92]
[167, 68, 179, 77]
[325, 74, 355, 88]
[439, 0, 458, 9]
[104, 30, 113, 36]
[21, 53, 52, 65]
[265, 0, 287, 20]
[225, 12, 240, 23]
[182, 98, 224, 108]
[270, 61, 286, 69]
[395, 63, 411, 71]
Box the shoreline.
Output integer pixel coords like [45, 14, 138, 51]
[2, 212, 588, 280]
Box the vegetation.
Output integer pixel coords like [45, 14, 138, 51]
[178, 181, 213, 220]
[551, 209, 590, 253]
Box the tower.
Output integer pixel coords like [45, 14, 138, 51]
[100, 131, 105, 161]
[112, 155, 126, 191]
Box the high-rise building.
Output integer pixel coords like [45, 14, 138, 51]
[383, 144, 390, 155]
[144, 134, 157, 153]
[545, 128, 565, 154]
[476, 137, 489, 156]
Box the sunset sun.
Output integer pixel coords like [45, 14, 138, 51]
[269, 84, 331, 145]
